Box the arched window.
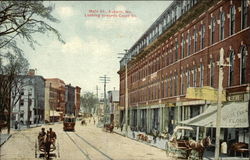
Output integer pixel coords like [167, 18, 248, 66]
[201, 24, 205, 49]
[229, 50, 234, 86]
[210, 60, 214, 87]
[200, 63, 204, 87]
[240, 46, 247, 84]
[210, 18, 216, 44]
[241, 0, 248, 29]
[220, 12, 225, 40]
[193, 67, 197, 87]
[229, 6, 235, 35]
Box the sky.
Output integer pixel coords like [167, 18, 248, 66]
[20, 1, 172, 97]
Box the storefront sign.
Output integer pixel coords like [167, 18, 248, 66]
[227, 94, 244, 102]
[186, 86, 226, 102]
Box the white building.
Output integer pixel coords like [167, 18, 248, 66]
[11, 74, 45, 127]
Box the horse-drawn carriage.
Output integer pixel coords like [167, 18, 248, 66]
[35, 128, 59, 159]
[165, 126, 211, 160]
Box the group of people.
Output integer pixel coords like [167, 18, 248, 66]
[38, 128, 57, 146]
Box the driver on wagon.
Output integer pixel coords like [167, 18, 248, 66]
[48, 128, 57, 144]
[38, 128, 46, 145]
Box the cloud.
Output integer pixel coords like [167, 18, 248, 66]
[56, 6, 75, 18]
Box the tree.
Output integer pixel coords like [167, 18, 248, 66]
[0, 52, 29, 133]
[0, 1, 64, 52]
[0, 1, 64, 133]
[80, 92, 99, 114]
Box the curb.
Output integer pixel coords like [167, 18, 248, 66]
[0, 134, 12, 147]
[113, 130, 166, 151]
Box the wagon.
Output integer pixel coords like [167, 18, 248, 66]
[165, 126, 194, 159]
[35, 134, 59, 159]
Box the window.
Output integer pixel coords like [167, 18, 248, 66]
[210, 60, 214, 87]
[175, 40, 178, 61]
[241, 0, 248, 29]
[229, 50, 234, 86]
[187, 32, 191, 55]
[194, 29, 198, 52]
[166, 79, 168, 97]
[210, 18, 216, 44]
[240, 46, 247, 84]
[193, 67, 197, 87]
[200, 64, 204, 87]
[20, 99, 24, 106]
[220, 12, 225, 40]
[170, 77, 173, 96]
[181, 35, 185, 58]
[174, 74, 178, 96]
[230, 6, 235, 35]
[187, 70, 190, 88]
[181, 73, 184, 95]
[201, 24, 205, 49]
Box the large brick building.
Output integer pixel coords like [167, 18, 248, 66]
[118, 0, 249, 146]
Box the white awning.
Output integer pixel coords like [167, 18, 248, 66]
[180, 102, 249, 128]
[49, 110, 61, 117]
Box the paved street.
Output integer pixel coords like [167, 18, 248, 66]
[0, 119, 171, 160]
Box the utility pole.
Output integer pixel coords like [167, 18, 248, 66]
[99, 75, 110, 124]
[215, 48, 224, 160]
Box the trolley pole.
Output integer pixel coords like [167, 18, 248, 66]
[215, 48, 224, 160]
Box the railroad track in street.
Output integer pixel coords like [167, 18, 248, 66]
[65, 131, 113, 160]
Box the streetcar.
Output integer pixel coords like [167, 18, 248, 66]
[63, 115, 76, 131]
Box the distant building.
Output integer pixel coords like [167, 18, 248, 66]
[65, 84, 75, 115]
[107, 90, 119, 126]
[45, 78, 65, 121]
[12, 74, 45, 126]
[75, 86, 81, 117]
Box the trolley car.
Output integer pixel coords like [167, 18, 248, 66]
[63, 115, 76, 131]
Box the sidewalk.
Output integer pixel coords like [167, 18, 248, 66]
[113, 128, 249, 160]
[0, 123, 43, 147]
[0, 133, 11, 146]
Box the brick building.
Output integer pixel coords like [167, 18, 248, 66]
[44, 78, 65, 122]
[118, 0, 249, 146]
[75, 86, 81, 117]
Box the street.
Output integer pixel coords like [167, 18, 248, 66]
[0, 119, 171, 160]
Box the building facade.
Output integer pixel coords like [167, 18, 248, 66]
[12, 74, 45, 126]
[118, 0, 249, 146]
[75, 86, 81, 117]
[45, 78, 66, 121]
[107, 90, 120, 126]
[65, 84, 75, 115]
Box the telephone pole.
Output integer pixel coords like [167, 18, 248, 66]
[215, 48, 224, 160]
[99, 75, 110, 124]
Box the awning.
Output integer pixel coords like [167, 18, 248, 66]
[49, 110, 61, 117]
[180, 102, 249, 128]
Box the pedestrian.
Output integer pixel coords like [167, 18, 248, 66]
[93, 119, 96, 125]
[14, 121, 18, 130]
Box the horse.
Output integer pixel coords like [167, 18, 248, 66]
[81, 119, 87, 126]
[187, 136, 211, 159]
[104, 124, 114, 133]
